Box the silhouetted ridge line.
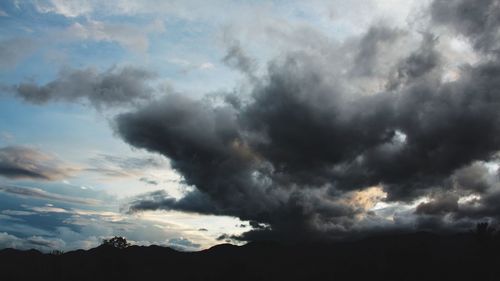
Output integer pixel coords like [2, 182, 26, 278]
[1, 232, 500, 281]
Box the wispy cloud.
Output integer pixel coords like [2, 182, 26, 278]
[34, 0, 93, 18]
[85, 153, 169, 179]
[66, 19, 165, 53]
[0, 185, 100, 205]
[0, 146, 79, 181]
[166, 58, 216, 74]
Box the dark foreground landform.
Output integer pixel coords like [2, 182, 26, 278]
[2, 232, 500, 281]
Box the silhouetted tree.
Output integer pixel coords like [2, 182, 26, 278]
[102, 236, 131, 249]
[50, 250, 64, 255]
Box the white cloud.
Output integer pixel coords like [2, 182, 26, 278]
[35, 0, 93, 18]
[167, 58, 216, 73]
[0, 185, 100, 205]
[0, 232, 27, 249]
[67, 19, 165, 53]
[0, 232, 65, 251]
[1, 210, 36, 216]
[199, 62, 215, 70]
[28, 205, 69, 214]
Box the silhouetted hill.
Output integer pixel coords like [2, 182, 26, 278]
[1, 232, 500, 281]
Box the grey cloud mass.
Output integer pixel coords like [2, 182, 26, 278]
[351, 26, 404, 77]
[112, 0, 500, 241]
[12, 66, 156, 110]
[223, 41, 257, 81]
[431, 0, 500, 53]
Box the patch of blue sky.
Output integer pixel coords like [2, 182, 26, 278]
[0, 47, 57, 84]
[0, 95, 122, 162]
[60, 40, 129, 68]
[0, 192, 79, 234]
[0, 38, 129, 87]
[0, 1, 75, 33]
[0, 191, 24, 210]
[8, 179, 116, 205]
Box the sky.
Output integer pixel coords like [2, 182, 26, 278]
[0, 0, 499, 252]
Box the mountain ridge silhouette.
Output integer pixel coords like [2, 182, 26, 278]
[1, 231, 499, 281]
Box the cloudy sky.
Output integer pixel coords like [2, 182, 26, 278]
[0, 0, 499, 251]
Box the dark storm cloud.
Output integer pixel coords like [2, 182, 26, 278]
[125, 189, 219, 215]
[416, 193, 459, 215]
[12, 66, 155, 109]
[451, 162, 495, 194]
[351, 26, 403, 77]
[118, 0, 500, 240]
[409, 161, 500, 231]
[117, 93, 364, 240]
[347, 58, 500, 201]
[442, 163, 500, 220]
[115, 94, 273, 219]
[0, 146, 77, 180]
[431, 0, 500, 53]
[388, 32, 441, 89]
